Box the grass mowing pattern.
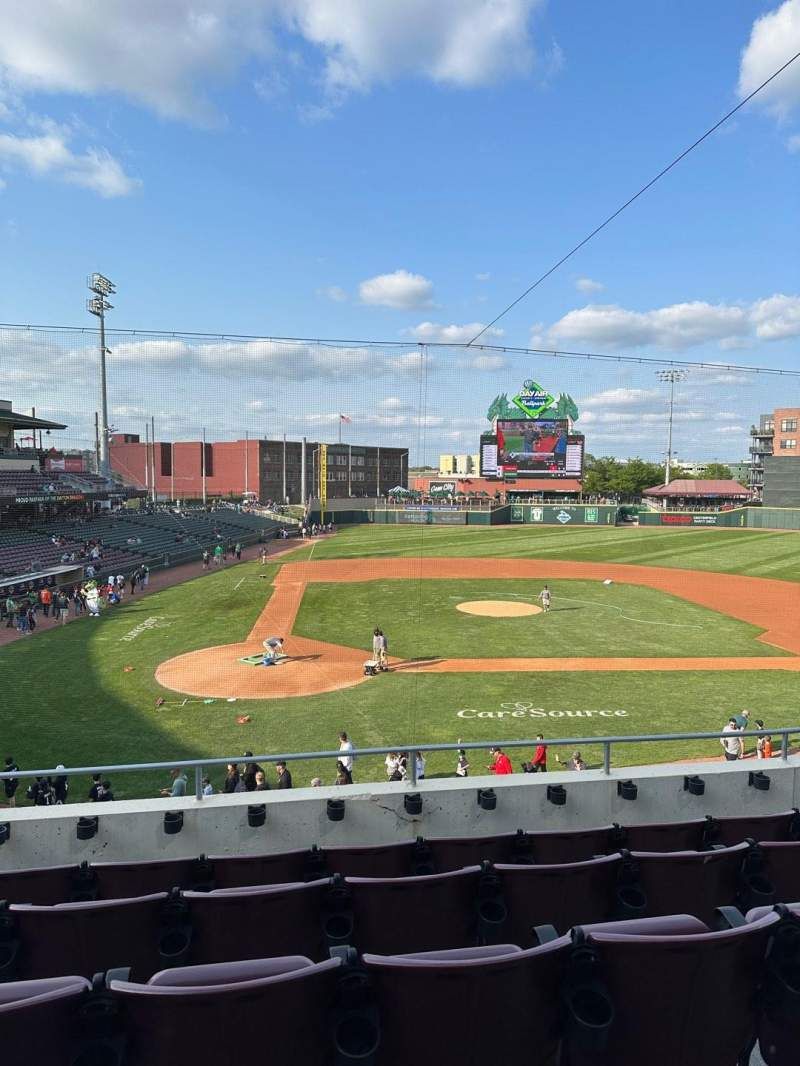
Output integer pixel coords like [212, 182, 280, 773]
[293, 578, 786, 659]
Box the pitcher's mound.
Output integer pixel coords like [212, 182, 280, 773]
[457, 600, 542, 617]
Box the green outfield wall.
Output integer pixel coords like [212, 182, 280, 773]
[493, 503, 619, 526]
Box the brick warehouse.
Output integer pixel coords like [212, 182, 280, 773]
[110, 434, 409, 503]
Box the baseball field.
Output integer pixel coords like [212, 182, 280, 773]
[3, 523, 799, 799]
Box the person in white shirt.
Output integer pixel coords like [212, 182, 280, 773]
[338, 731, 354, 777]
[720, 719, 743, 762]
[415, 751, 426, 780]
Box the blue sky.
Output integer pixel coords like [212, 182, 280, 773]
[0, 0, 799, 464]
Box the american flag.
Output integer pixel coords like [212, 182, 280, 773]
[339, 414, 352, 423]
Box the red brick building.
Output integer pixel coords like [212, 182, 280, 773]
[110, 435, 408, 503]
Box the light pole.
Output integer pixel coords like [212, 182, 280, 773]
[87, 273, 115, 476]
[656, 368, 688, 485]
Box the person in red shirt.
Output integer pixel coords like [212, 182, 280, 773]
[532, 735, 548, 772]
[488, 747, 513, 774]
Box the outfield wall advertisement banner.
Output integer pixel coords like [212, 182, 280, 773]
[499, 504, 617, 525]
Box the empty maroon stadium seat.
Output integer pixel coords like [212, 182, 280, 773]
[618, 818, 707, 853]
[92, 855, 214, 898]
[631, 842, 763, 925]
[7, 892, 186, 981]
[424, 830, 534, 871]
[362, 937, 571, 1065]
[346, 866, 484, 955]
[742, 904, 800, 1065]
[0, 976, 91, 1058]
[495, 854, 625, 941]
[323, 840, 421, 878]
[0, 862, 96, 905]
[759, 842, 800, 903]
[183, 879, 335, 965]
[110, 956, 342, 1066]
[705, 810, 800, 847]
[528, 826, 615, 864]
[207, 847, 313, 889]
[563, 910, 780, 1066]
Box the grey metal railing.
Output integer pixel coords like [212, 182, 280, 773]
[0, 728, 795, 802]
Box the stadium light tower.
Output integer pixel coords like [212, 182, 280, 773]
[656, 368, 688, 485]
[87, 273, 116, 476]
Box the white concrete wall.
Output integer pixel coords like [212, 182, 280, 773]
[0, 758, 797, 872]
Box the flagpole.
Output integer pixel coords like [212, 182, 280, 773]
[338, 415, 342, 445]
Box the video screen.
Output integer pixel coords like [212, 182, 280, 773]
[495, 419, 584, 477]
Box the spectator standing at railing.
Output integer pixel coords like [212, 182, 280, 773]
[338, 732, 355, 780]
[488, 747, 513, 774]
[141, 566, 150, 588]
[39, 585, 52, 618]
[3, 756, 19, 807]
[4, 595, 16, 628]
[720, 719, 742, 762]
[275, 761, 293, 788]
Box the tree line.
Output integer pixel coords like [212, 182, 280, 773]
[582, 457, 733, 498]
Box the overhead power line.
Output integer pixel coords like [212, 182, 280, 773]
[1, 322, 798, 374]
[467, 48, 800, 346]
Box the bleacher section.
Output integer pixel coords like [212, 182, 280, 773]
[0, 814, 798, 1062]
[0, 509, 279, 579]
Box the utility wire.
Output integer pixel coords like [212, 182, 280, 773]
[467, 48, 800, 346]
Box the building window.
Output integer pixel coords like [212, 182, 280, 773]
[352, 455, 365, 466]
[780, 439, 797, 449]
[352, 470, 365, 481]
[780, 419, 797, 432]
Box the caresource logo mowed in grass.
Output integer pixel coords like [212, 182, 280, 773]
[119, 617, 174, 643]
[456, 702, 630, 720]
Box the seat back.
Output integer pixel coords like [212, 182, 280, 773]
[632, 843, 751, 924]
[184, 879, 334, 965]
[760, 842, 800, 903]
[0, 863, 92, 905]
[425, 831, 531, 872]
[10, 893, 177, 981]
[208, 847, 313, 889]
[496, 855, 623, 942]
[323, 840, 420, 879]
[528, 826, 615, 865]
[708, 810, 800, 847]
[620, 818, 706, 853]
[111, 958, 342, 1066]
[0, 976, 90, 1057]
[363, 937, 570, 1066]
[93, 855, 214, 898]
[564, 912, 780, 1066]
[347, 867, 483, 955]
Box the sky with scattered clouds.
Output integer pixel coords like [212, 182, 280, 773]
[0, 0, 799, 464]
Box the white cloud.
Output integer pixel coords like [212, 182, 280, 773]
[738, 0, 800, 120]
[0, 131, 140, 197]
[288, 0, 543, 98]
[748, 293, 800, 340]
[575, 276, 604, 294]
[787, 133, 800, 151]
[0, 1, 272, 123]
[466, 354, 507, 371]
[407, 320, 503, 343]
[535, 294, 800, 351]
[316, 284, 348, 302]
[475, 272, 491, 281]
[580, 387, 659, 407]
[0, 1, 548, 124]
[359, 269, 434, 310]
[378, 396, 405, 410]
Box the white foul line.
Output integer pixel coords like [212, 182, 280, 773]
[234, 577, 246, 590]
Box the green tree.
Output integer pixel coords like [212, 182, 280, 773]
[700, 463, 733, 480]
[613, 458, 665, 496]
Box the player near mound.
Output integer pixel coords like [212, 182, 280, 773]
[262, 636, 286, 666]
[538, 585, 552, 613]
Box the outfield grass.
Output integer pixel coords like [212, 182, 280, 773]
[2, 526, 799, 803]
[291, 524, 800, 582]
[294, 577, 786, 658]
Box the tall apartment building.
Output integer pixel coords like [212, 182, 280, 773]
[749, 408, 800, 505]
[439, 454, 479, 476]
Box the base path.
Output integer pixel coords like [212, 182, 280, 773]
[155, 557, 800, 700]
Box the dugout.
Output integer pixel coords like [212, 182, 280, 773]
[0, 563, 85, 600]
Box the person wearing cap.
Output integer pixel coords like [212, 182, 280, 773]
[532, 734, 548, 772]
[488, 747, 513, 774]
[456, 749, 469, 777]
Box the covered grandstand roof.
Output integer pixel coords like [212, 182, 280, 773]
[0, 400, 66, 431]
[643, 478, 749, 497]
